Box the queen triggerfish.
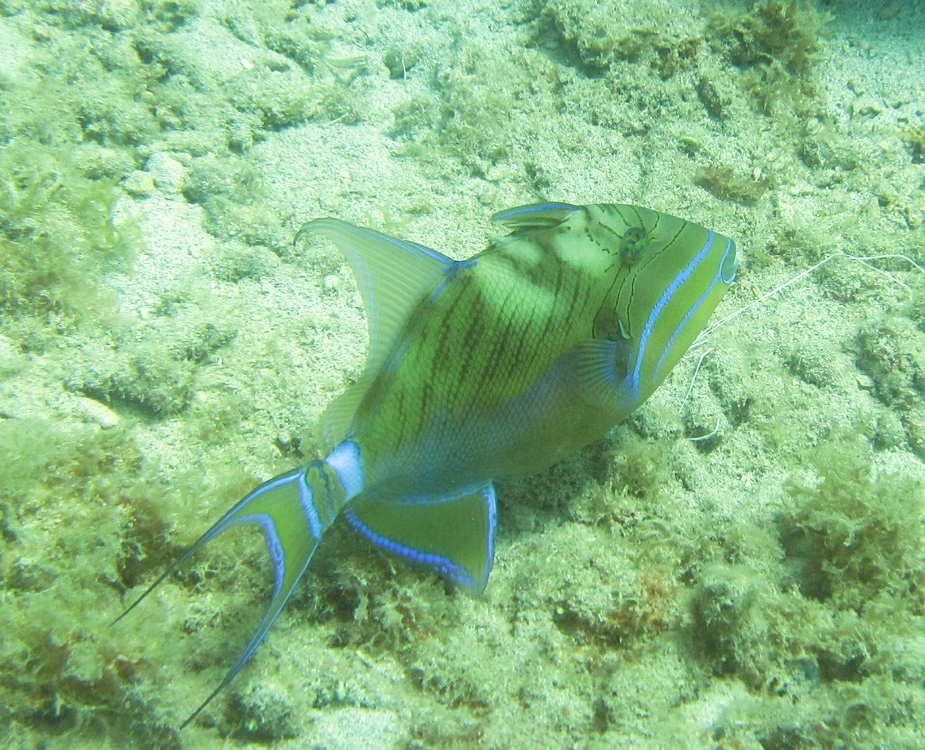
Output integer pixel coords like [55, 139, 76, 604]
[116, 202, 737, 726]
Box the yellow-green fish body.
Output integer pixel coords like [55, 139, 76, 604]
[118, 202, 737, 726]
[345, 204, 735, 489]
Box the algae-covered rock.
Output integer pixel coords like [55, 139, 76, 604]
[779, 438, 924, 610]
[857, 317, 925, 457]
[543, 0, 702, 71]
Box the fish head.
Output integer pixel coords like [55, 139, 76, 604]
[598, 206, 738, 404]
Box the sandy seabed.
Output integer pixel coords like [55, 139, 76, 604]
[2, 0, 925, 748]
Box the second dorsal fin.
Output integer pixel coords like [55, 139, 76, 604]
[299, 219, 457, 446]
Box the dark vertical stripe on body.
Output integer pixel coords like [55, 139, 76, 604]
[428, 277, 471, 416]
[483, 276, 527, 394]
[394, 389, 407, 453]
[453, 287, 494, 411]
[490, 283, 530, 396]
[538, 259, 567, 345]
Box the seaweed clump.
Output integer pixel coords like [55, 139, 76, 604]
[778, 439, 925, 611]
[692, 438, 925, 746]
[0, 142, 137, 348]
[856, 317, 925, 459]
[707, 0, 832, 115]
[0, 418, 182, 748]
[695, 164, 772, 205]
[898, 120, 925, 164]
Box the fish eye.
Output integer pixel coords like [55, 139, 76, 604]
[619, 226, 648, 265]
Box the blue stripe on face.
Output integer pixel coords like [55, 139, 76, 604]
[343, 507, 474, 587]
[630, 231, 715, 398]
[652, 238, 737, 380]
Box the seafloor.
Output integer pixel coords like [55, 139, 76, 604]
[2, 0, 925, 748]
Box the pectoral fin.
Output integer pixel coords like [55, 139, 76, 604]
[566, 338, 636, 407]
[344, 483, 497, 596]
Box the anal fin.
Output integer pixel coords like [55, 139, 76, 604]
[344, 483, 497, 596]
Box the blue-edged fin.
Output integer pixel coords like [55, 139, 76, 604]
[491, 202, 579, 230]
[344, 483, 497, 596]
[298, 218, 457, 448]
[113, 467, 323, 729]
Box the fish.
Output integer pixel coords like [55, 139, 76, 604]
[115, 202, 738, 727]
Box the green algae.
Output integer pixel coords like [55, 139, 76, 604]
[0, 419, 179, 748]
[780, 439, 924, 608]
[707, 0, 833, 116]
[0, 141, 137, 343]
[695, 164, 773, 206]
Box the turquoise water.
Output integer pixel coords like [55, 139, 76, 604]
[1, 0, 924, 747]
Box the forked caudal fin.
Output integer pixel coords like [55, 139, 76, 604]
[112, 448, 357, 729]
[114, 447, 499, 728]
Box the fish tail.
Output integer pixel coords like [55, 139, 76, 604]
[114, 441, 364, 728]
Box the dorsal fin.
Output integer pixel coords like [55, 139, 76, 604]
[491, 202, 579, 230]
[298, 219, 456, 446]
